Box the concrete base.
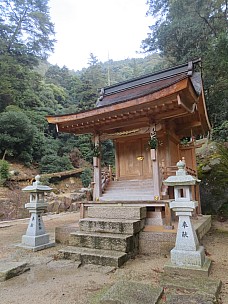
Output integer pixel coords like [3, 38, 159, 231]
[164, 257, 212, 278]
[18, 241, 55, 252]
[22, 233, 51, 247]
[170, 245, 205, 267]
[18, 233, 55, 251]
[145, 218, 164, 226]
[0, 262, 30, 281]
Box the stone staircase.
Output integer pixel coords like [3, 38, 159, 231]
[59, 205, 146, 267]
[100, 179, 154, 201]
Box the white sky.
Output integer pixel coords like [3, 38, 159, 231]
[48, 0, 153, 70]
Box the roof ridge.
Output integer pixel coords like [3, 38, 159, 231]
[97, 60, 201, 103]
[101, 59, 201, 92]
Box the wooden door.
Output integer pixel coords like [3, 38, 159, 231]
[117, 137, 152, 180]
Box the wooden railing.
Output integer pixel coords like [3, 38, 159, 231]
[162, 165, 197, 178]
[160, 158, 197, 199]
[101, 165, 113, 193]
[161, 157, 197, 179]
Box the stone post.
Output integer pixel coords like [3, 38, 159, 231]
[163, 161, 211, 272]
[19, 175, 55, 251]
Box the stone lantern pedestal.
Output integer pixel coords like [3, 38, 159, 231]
[19, 175, 55, 251]
[163, 160, 211, 274]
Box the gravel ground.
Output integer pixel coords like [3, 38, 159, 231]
[0, 212, 227, 304]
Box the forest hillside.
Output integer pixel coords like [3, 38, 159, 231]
[0, 0, 227, 217]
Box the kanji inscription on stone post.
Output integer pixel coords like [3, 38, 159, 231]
[164, 160, 209, 268]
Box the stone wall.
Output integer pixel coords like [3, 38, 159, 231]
[139, 231, 176, 255]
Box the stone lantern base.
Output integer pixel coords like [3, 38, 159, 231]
[20, 234, 55, 252]
[164, 257, 212, 278]
[171, 245, 205, 268]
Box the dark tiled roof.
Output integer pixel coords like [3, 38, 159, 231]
[96, 60, 201, 107]
[98, 73, 187, 106]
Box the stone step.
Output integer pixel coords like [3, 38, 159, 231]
[107, 184, 154, 190]
[87, 206, 147, 220]
[100, 195, 154, 201]
[59, 246, 128, 267]
[69, 231, 134, 252]
[106, 187, 154, 192]
[79, 218, 143, 234]
[109, 179, 153, 185]
[106, 185, 154, 191]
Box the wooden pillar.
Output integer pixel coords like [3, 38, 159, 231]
[150, 123, 161, 200]
[93, 133, 102, 201]
[114, 140, 119, 180]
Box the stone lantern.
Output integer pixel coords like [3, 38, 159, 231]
[20, 175, 55, 251]
[163, 160, 210, 271]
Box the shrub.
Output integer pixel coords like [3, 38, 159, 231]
[40, 154, 73, 173]
[81, 168, 92, 187]
[0, 160, 10, 186]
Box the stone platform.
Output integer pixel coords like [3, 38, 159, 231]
[140, 215, 211, 255]
[56, 215, 211, 256]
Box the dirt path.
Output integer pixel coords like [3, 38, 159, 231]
[0, 213, 227, 304]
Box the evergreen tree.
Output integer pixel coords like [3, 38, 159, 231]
[0, 0, 55, 59]
[142, 0, 228, 139]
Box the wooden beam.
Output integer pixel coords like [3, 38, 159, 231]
[177, 94, 196, 113]
[46, 79, 188, 125]
[154, 107, 188, 120]
[176, 121, 202, 135]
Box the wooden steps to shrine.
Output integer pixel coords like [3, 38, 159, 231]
[100, 179, 154, 201]
[59, 206, 146, 267]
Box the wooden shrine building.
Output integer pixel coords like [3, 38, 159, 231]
[47, 60, 210, 215]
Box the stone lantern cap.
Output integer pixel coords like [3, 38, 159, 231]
[163, 160, 200, 186]
[22, 175, 52, 192]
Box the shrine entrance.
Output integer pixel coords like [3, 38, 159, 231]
[116, 136, 152, 180]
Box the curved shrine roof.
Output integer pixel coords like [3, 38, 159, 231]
[46, 60, 211, 137]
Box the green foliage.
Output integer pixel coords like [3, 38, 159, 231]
[0, 2, 179, 174]
[143, 0, 228, 135]
[0, 0, 55, 58]
[81, 168, 92, 188]
[101, 140, 115, 166]
[93, 145, 100, 157]
[148, 136, 158, 149]
[212, 121, 228, 141]
[0, 111, 35, 160]
[39, 154, 73, 173]
[217, 144, 228, 184]
[197, 142, 228, 215]
[0, 160, 10, 186]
